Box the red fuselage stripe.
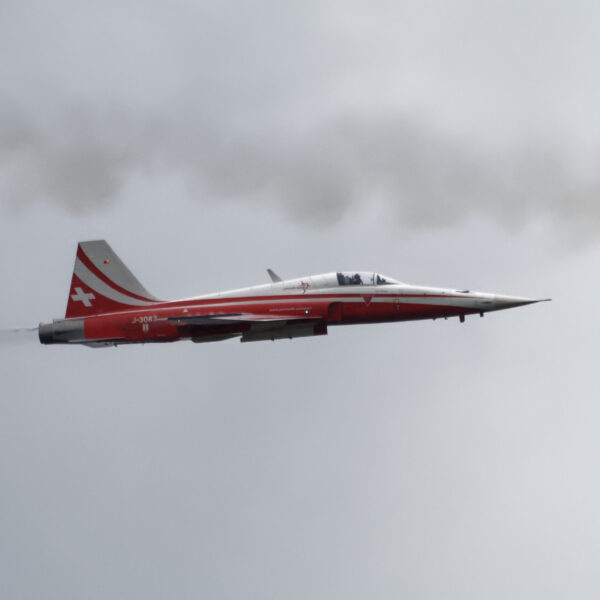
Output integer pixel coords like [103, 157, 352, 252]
[144, 292, 472, 310]
[80, 296, 479, 343]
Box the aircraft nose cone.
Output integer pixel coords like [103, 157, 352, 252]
[493, 295, 551, 310]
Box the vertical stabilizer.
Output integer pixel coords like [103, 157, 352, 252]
[65, 240, 160, 318]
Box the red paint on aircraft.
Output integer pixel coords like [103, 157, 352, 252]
[39, 241, 549, 347]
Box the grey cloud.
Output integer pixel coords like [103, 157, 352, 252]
[2, 0, 600, 238]
[0, 110, 153, 214]
[1, 109, 598, 236]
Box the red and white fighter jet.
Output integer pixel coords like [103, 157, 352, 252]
[39, 240, 549, 347]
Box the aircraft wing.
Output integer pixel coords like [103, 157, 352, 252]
[167, 312, 327, 343]
[167, 312, 316, 325]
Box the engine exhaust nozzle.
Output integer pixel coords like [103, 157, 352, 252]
[38, 319, 85, 345]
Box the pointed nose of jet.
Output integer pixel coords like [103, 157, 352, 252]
[492, 295, 551, 310]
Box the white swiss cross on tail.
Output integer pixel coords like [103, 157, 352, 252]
[71, 287, 95, 307]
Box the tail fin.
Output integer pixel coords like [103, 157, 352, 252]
[65, 240, 161, 318]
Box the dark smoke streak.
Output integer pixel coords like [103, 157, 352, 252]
[1, 109, 599, 238]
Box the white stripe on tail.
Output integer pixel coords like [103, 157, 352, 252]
[65, 240, 161, 318]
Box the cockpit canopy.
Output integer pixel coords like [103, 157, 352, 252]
[336, 272, 399, 286]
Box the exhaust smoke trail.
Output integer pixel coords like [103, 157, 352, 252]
[0, 327, 38, 345]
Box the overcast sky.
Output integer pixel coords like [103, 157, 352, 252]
[1, 1, 599, 599]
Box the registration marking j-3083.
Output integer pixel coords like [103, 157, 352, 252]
[132, 315, 157, 324]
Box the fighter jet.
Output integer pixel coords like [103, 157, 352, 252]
[39, 240, 549, 347]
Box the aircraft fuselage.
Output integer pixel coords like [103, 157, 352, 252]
[39, 244, 548, 348]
